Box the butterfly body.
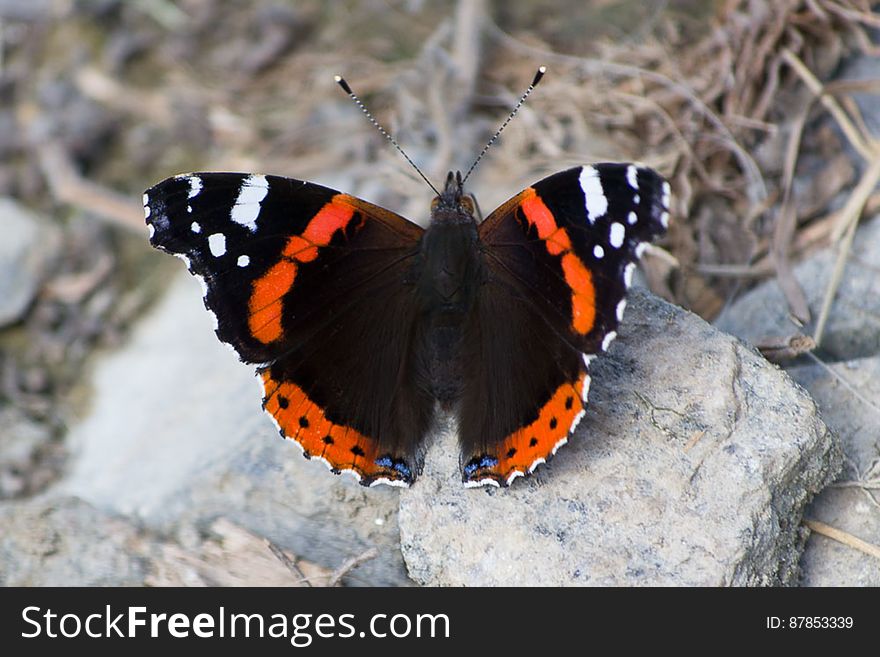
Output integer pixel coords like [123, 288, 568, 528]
[145, 163, 670, 488]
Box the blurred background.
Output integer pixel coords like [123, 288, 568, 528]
[1, 0, 879, 585]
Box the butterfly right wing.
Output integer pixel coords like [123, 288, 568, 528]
[459, 164, 670, 486]
[145, 173, 431, 486]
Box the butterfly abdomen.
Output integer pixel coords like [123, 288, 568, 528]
[414, 218, 484, 406]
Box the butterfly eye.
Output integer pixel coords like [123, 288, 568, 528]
[460, 195, 475, 215]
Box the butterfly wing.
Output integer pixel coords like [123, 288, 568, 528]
[145, 173, 429, 487]
[461, 164, 670, 486]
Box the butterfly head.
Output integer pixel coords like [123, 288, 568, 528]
[431, 170, 478, 222]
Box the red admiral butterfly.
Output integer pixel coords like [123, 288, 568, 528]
[144, 71, 670, 488]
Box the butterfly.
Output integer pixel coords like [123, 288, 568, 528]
[144, 161, 670, 488]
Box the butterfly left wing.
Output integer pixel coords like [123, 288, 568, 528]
[145, 173, 431, 487]
[459, 164, 670, 486]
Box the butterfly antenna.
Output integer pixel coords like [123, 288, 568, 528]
[334, 75, 440, 196]
[461, 66, 546, 185]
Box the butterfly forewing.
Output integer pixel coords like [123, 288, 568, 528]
[145, 173, 429, 487]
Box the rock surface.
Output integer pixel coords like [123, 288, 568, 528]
[0, 496, 150, 586]
[59, 270, 410, 586]
[787, 358, 880, 586]
[0, 198, 60, 327]
[715, 217, 880, 361]
[714, 211, 880, 585]
[399, 290, 840, 586]
[0, 408, 56, 499]
[0, 495, 338, 586]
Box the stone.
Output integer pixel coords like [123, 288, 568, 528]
[0, 198, 60, 327]
[715, 217, 880, 362]
[0, 496, 149, 586]
[60, 270, 410, 586]
[0, 496, 334, 586]
[398, 289, 840, 586]
[787, 357, 880, 586]
[0, 408, 55, 499]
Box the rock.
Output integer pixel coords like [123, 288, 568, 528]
[715, 217, 880, 361]
[0, 198, 60, 327]
[60, 270, 409, 586]
[0, 0, 52, 21]
[398, 289, 840, 586]
[0, 496, 333, 586]
[0, 496, 149, 586]
[0, 408, 56, 499]
[787, 357, 880, 586]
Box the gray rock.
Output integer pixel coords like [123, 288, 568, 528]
[0, 496, 328, 586]
[715, 217, 880, 361]
[0, 408, 55, 499]
[61, 271, 409, 586]
[0, 0, 52, 21]
[0, 198, 60, 327]
[787, 357, 880, 586]
[0, 496, 149, 586]
[399, 290, 840, 586]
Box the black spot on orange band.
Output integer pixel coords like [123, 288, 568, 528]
[260, 370, 412, 486]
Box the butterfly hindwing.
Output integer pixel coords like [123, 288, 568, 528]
[145, 173, 429, 486]
[461, 164, 670, 486]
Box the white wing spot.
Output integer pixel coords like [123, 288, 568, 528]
[550, 436, 568, 456]
[581, 375, 591, 402]
[624, 262, 635, 287]
[661, 181, 671, 209]
[593, 244, 604, 259]
[601, 331, 617, 352]
[582, 353, 596, 368]
[464, 478, 500, 489]
[147, 223, 155, 239]
[616, 299, 627, 321]
[528, 458, 546, 474]
[570, 410, 586, 432]
[191, 221, 201, 233]
[609, 222, 625, 248]
[636, 242, 648, 258]
[231, 174, 269, 232]
[579, 166, 608, 222]
[628, 211, 637, 225]
[237, 254, 250, 267]
[208, 232, 226, 257]
[187, 205, 193, 214]
[660, 211, 670, 228]
[506, 471, 524, 486]
[634, 194, 640, 205]
[142, 193, 149, 206]
[626, 165, 638, 189]
[144, 204, 151, 219]
[188, 176, 203, 199]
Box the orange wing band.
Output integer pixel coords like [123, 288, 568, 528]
[248, 197, 356, 344]
[521, 190, 595, 335]
[261, 370, 410, 485]
[465, 372, 588, 486]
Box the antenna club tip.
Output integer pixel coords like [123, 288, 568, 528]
[334, 75, 353, 94]
[532, 66, 547, 86]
